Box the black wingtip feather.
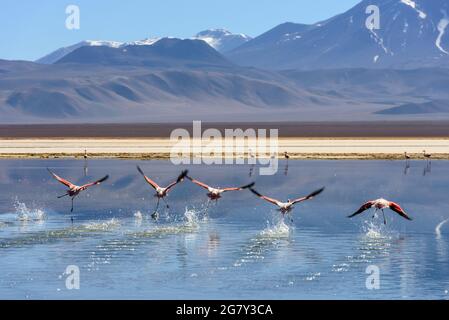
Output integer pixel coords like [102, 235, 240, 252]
[249, 188, 263, 197]
[241, 182, 255, 189]
[177, 170, 189, 182]
[308, 187, 325, 198]
[136, 165, 145, 176]
[97, 175, 109, 184]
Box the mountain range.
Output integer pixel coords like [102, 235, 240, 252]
[1, 0, 449, 123]
[227, 0, 449, 69]
[36, 29, 251, 64]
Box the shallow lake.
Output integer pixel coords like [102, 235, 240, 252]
[0, 159, 448, 299]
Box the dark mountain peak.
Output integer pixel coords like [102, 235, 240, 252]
[55, 38, 231, 68]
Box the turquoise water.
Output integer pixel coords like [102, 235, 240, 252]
[0, 159, 448, 299]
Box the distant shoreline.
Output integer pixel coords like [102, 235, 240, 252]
[2, 121, 449, 138]
[1, 137, 448, 160]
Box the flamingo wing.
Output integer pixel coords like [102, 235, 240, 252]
[47, 168, 76, 189]
[222, 183, 255, 192]
[165, 170, 189, 192]
[389, 202, 413, 221]
[187, 176, 211, 190]
[80, 175, 109, 189]
[136, 166, 160, 190]
[249, 188, 280, 206]
[291, 187, 325, 204]
[348, 201, 375, 218]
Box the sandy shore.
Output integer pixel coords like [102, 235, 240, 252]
[1, 138, 448, 160]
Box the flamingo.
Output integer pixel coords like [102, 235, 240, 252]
[348, 199, 412, 225]
[137, 166, 188, 219]
[404, 152, 411, 162]
[187, 176, 254, 202]
[423, 150, 432, 161]
[284, 151, 290, 175]
[47, 168, 109, 215]
[83, 149, 89, 176]
[249, 187, 325, 218]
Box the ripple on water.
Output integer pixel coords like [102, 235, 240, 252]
[0, 218, 122, 249]
[82, 218, 121, 231]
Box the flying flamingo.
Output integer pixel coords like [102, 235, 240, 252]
[348, 199, 412, 225]
[186, 176, 254, 203]
[249, 187, 325, 218]
[137, 166, 188, 219]
[47, 168, 109, 215]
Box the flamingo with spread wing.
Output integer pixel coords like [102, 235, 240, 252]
[136, 166, 188, 219]
[249, 187, 325, 216]
[187, 175, 254, 202]
[348, 198, 412, 225]
[47, 168, 109, 215]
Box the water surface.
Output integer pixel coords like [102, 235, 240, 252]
[0, 159, 448, 299]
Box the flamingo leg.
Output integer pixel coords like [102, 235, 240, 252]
[151, 198, 160, 220]
[382, 209, 386, 225]
[162, 197, 170, 209]
[71, 196, 75, 213]
[58, 193, 69, 199]
[372, 209, 377, 219]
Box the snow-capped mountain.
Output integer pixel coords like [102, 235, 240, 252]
[36, 40, 124, 64]
[55, 38, 232, 68]
[36, 38, 165, 64]
[227, 0, 449, 69]
[36, 29, 250, 64]
[193, 29, 252, 53]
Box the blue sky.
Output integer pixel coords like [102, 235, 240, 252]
[0, 0, 360, 61]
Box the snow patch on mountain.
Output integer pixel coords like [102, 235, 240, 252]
[85, 40, 123, 48]
[369, 29, 390, 54]
[400, 0, 427, 19]
[194, 29, 251, 53]
[436, 11, 449, 54]
[125, 38, 161, 46]
[36, 40, 124, 64]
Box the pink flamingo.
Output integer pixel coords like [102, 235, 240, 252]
[348, 198, 412, 225]
[249, 187, 325, 217]
[137, 166, 188, 219]
[187, 176, 254, 203]
[47, 168, 109, 214]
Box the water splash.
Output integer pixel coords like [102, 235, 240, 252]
[14, 201, 46, 222]
[234, 216, 291, 268]
[436, 218, 449, 239]
[133, 211, 143, 220]
[184, 208, 200, 226]
[130, 208, 200, 238]
[260, 218, 291, 238]
[362, 215, 392, 240]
